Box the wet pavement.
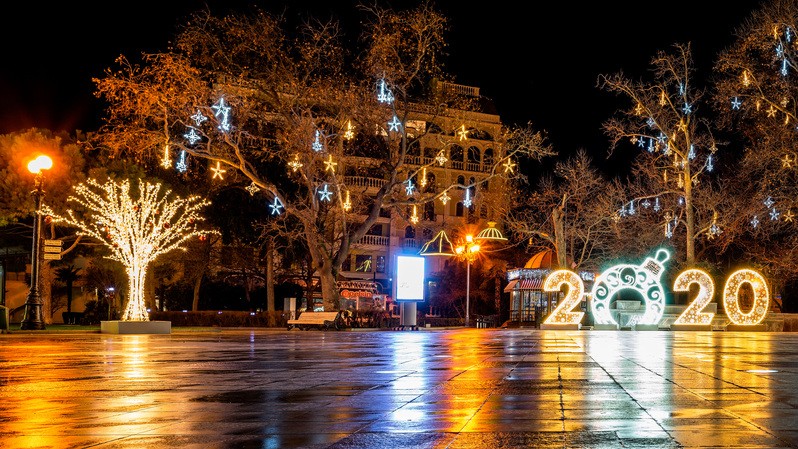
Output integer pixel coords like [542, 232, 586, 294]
[1, 328, 798, 449]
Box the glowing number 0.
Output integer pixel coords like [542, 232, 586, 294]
[543, 270, 585, 325]
[724, 269, 770, 326]
[673, 269, 715, 325]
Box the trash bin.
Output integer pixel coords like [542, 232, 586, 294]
[0, 306, 8, 332]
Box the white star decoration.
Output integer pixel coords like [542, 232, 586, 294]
[388, 116, 402, 132]
[318, 184, 333, 202]
[405, 180, 414, 195]
[269, 197, 283, 215]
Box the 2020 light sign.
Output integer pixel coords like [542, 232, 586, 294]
[541, 248, 771, 329]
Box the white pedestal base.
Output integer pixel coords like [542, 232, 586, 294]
[101, 321, 171, 334]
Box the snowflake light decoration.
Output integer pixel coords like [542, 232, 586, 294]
[377, 78, 394, 104]
[312, 130, 323, 152]
[463, 188, 472, 208]
[176, 150, 188, 173]
[184, 127, 202, 145]
[435, 151, 448, 166]
[191, 109, 207, 127]
[288, 154, 303, 172]
[439, 191, 450, 205]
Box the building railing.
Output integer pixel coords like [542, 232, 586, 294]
[402, 238, 422, 249]
[344, 176, 384, 189]
[356, 235, 390, 246]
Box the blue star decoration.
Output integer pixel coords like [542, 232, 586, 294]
[211, 97, 231, 132]
[405, 180, 414, 195]
[388, 115, 402, 132]
[318, 184, 333, 202]
[269, 197, 284, 215]
[731, 97, 742, 110]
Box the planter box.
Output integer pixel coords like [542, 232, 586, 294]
[101, 320, 171, 334]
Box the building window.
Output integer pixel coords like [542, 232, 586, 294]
[450, 145, 463, 163]
[405, 226, 415, 238]
[467, 146, 480, 163]
[484, 148, 494, 166]
[376, 256, 386, 273]
[457, 174, 465, 186]
[480, 204, 488, 219]
[456, 202, 464, 217]
[424, 202, 436, 221]
[355, 255, 373, 272]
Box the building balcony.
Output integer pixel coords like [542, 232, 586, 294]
[355, 235, 390, 247]
[344, 176, 384, 189]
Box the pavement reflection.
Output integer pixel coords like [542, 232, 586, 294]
[1, 329, 796, 448]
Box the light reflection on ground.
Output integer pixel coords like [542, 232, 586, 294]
[0, 329, 797, 448]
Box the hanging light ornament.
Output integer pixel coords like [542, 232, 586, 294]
[435, 150, 448, 166]
[288, 154, 303, 172]
[410, 205, 419, 224]
[210, 161, 227, 180]
[324, 154, 337, 173]
[439, 191, 450, 205]
[420, 168, 428, 187]
[343, 120, 355, 140]
[342, 190, 352, 212]
[456, 124, 469, 141]
[312, 130, 324, 152]
[161, 144, 172, 169]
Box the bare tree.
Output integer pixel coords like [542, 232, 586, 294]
[599, 43, 722, 265]
[506, 150, 625, 271]
[713, 0, 798, 289]
[92, 4, 550, 310]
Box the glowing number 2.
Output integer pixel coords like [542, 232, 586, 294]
[673, 269, 715, 325]
[724, 269, 770, 326]
[543, 270, 585, 325]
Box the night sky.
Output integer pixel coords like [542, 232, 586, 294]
[0, 1, 761, 172]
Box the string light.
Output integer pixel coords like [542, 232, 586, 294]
[420, 168, 428, 187]
[410, 205, 419, 224]
[342, 190, 352, 211]
[377, 78, 394, 104]
[161, 144, 172, 169]
[41, 178, 213, 321]
[343, 120, 355, 140]
[463, 188, 472, 208]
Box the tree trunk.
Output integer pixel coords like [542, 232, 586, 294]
[192, 274, 203, 311]
[552, 206, 568, 268]
[684, 176, 695, 265]
[318, 263, 340, 311]
[122, 264, 149, 321]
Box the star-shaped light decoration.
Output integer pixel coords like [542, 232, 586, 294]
[731, 97, 742, 109]
[784, 210, 795, 222]
[288, 154, 303, 172]
[634, 103, 643, 115]
[653, 197, 661, 212]
[211, 97, 231, 132]
[503, 158, 516, 174]
[409, 205, 419, 224]
[764, 196, 775, 208]
[682, 102, 692, 115]
[245, 182, 261, 196]
[463, 188, 472, 208]
[435, 151, 448, 166]
[377, 78, 394, 104]
[387, 115, 402, 132]
[184, 127, 202, 145]
[657, 132, 667, 144]
[312, 130, 323, 152]
[782, 154, 794, 168]
[636, 137, 644, 148]
[641, 199, 651, 209]
[405, 179, 414, 196]
[742, 70, 751, 87]
[688, 144, 696, 160]
[191, 109, 207, 127]
[161, 144, 172, 169]
[324, 154, 337, 173]
[176, 150, 188, 173]
[343, 120, 355, 140]
[420, 168, 428, 187]
[439, 191, 450, 205]
[767, 105, 777, 118]
[751, 215, 760, 228]
[269, 197, 284, 215]
[456, 124, 469, 141]
[342, 190, 352, 212]
[318, 184, 333, 202]
[706, 154, 715, 172]
[647, 117, 656, 128]
[770, 207, 780, 221]
[210, 161, 227, 180]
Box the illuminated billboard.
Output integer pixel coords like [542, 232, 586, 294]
[396, 255, 425, 301]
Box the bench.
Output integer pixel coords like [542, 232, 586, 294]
[287, 311, 343, 331]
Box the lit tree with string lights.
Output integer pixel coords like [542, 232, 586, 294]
[92, 4, 549, 310]
[713, 0, 798, 292]
[599, 43, 723, 265]
[41, 178, 214, 321]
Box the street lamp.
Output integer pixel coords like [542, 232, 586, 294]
[20, 155, 53, 330]
[455, 234, 480, 327]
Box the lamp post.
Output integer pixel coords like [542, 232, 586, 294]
[20, 155, 52, 330]
[455, 235, 480, 327]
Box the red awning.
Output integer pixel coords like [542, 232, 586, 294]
[504, 278, 544, 292]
